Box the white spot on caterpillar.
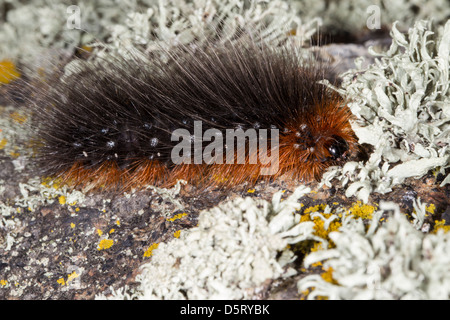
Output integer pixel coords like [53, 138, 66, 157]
[150, 137, 159, 147]
[83, 151, 88, 158]
[106, 141, 115, 148]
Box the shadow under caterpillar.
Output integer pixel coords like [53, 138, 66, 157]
[23, 36, 358, 191]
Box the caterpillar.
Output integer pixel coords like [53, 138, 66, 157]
[23, 36, 358, 192]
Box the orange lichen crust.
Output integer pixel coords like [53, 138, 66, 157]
[0, 60, 20, 85]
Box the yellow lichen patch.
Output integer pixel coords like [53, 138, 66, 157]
[348, 201, 377, 220]
[0, 279, 7, 286]
[0, 138, 7, 150]
[143, 243, 159, 258]
[70, 223, 75, 229]
[109, 228, 115, 234]
[67, 271, 79, 283]
[174, 230, 181, 238]
[78, 45, 93, 53]
[426, 204, 436, 215]
[300, 204, 342, 250]
[310, 241, 325, 253]
[321, 267, 338, 285]
[96, 229, 103, 236]
[303, 204, 327, 215]
[167, 213, 188, 222]
[97, 239, 114, 250]
[247, 188, 255, 193]
[57, 278, 66, 286]
[0, 59, 20, 85]
[58, 196, 66, 205]
[9, 149, 20, 158]
[41, 177, 63, 190]
[433, 220, 450, 233]
[10, 112, 27, 124]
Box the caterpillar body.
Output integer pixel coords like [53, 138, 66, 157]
[26, 38, 357, 191]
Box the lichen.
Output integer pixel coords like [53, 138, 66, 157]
[292, 0, 450, 35]
[97, 239, 114, 251]
[103, 0, 319, 59]
[322, 19, 450, 202]
[0, 106, 32, 163]
[143, 243, 160, 258]
[97, 186, 317, 300]
[298, 204, 343, 251]
[0, 0, 320, 75]
[298, 201, 450, 299]
[166, 213, 188, 222]
[0, 59, 20, 85]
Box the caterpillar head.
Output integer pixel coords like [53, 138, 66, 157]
[279, 100, 357, 181]
[325, 134, 350, 160]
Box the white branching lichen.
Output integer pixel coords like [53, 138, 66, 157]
[105, 0, 319, 56]
[97, 186, 316, 300]
[293, 0, 450, 34]
[298, 201, 450, 300]
[0, 0, 320, 70]
[322, 19, 450, 202]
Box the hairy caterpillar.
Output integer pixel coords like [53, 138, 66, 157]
[22, 37, 357, 191]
